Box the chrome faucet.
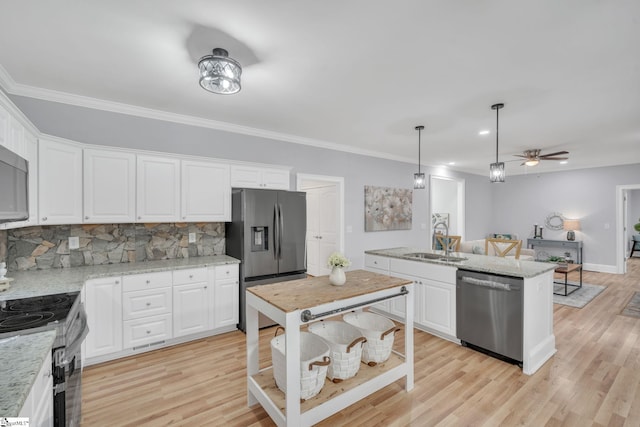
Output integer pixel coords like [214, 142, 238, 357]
[433, 221, 450, 258]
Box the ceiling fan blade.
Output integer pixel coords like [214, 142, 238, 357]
[541, 157, 569, 161]
[539, 151, 569, 158]
[513, 154, 530, 158]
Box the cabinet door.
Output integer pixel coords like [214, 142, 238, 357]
[136, 155, 180, 222]
[422, 278, 456, 337]
[230, 165, 262, 188]
[261, 168, 290, 189]
[38, 138, 83, 224]
[181, 160, 230, 221]
[32, 351, 53, 427]
[123, 314, 172, 349]
[84, 148, 136, 223]
[85, 276, 123, 358]
[213, 265, 238, 329]
[173, 282, 210, 337]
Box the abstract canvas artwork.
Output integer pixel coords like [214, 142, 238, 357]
[364, 186, 413, 231]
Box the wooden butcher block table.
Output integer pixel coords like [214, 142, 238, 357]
[245, 269, 414, 427]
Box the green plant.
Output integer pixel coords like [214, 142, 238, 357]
[635, 217, 640, 233]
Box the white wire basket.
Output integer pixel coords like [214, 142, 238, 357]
[308, 320, 367, 382]
[271, 327, 331, 401]
[343, 311, 400, 366]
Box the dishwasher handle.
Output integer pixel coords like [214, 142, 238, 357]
[460, 276, 513, 291]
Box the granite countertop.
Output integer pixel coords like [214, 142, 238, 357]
[0, 255, 240, 301]
[0, 330, 57, 416]
[365, 247, 557, 278]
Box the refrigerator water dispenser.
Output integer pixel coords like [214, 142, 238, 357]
[251, 226, 269, 251]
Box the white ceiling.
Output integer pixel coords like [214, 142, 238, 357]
[1, 0, 639, 176]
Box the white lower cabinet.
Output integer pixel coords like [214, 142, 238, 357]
[85, 263, 239, 365]
[173, 267, 210, 336]
[364, 254, 458, 342]
[213, 264, 239, 328]
[85, 276, 123, 358]
[19, 351, 53, 427]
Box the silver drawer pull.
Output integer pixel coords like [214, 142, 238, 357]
[146, 302, 151, 306]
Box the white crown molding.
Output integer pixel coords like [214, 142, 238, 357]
[0, 64, 415, 166]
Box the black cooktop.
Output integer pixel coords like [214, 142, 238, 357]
[0, 292, 80, 334]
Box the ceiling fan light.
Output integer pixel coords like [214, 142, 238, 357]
[198, 48, 242, 95]
[525, 159, 539, 167]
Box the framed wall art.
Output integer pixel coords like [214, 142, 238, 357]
[364, 186, 412, 231]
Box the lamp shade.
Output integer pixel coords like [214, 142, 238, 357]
[563, 219, 581, 231]
[198, 48, 242, 95]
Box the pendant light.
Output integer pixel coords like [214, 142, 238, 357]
[414, 125, 426, 189]
[198, 48, 242, 95]
[489, 103, 505, 182]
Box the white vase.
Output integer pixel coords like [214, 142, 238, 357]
[329, 266, 346, 286]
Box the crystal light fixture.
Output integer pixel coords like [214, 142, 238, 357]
[414, 125, 426, 189]
[489, 103, 505, 182]
[198, 48, 242, 95]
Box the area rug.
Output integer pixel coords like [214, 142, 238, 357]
[621, 292, 640, 318]
[553, 282, 605, 308]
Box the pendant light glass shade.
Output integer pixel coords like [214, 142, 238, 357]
[489, 103, 505, 183]
[198, 48, 242, 95]
[414, 125, 425, 189]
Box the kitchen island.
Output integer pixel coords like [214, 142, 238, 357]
[246, 269, 414, 427]
[365, 247, 557, 375]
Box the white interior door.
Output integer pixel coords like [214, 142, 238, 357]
[299, 176, 343, 277]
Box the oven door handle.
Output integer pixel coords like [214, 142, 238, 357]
[61, 307, 89, 367]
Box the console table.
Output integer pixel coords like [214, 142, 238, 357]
[527, 238, 583, 264]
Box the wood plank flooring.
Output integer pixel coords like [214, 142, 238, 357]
[81, 259, 640, 426]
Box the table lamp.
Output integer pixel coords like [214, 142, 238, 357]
[563, 219, 581, 241]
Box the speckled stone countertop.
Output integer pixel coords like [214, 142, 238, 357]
[365, 247, 557, 278]
[0, 330, 56, 416]
[0, 255, 240, 301]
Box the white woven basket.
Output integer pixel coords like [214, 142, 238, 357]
[271, 328, 331, 400]
[308, 320, 366, 382]
[343, 311, 400, 366]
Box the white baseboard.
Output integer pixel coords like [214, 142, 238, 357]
[583, 263, 617, 274]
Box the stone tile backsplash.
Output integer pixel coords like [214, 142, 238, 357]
[3, 222, 225, 271]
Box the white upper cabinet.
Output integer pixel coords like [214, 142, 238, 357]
[181, 160, 230, 222]
[136, 155, 180, 222]
[1, 129, 38, 230]
[38, 138, 83, 225]
[84, 148, 136, 223]
[230, 165, 290, 190]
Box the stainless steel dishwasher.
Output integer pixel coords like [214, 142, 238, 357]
[456, 269, 523, 364]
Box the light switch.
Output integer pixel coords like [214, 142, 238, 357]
[69, 236, 80, 250]
[188, 232, 196, 243]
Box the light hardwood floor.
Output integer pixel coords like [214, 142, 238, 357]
[82, 258, 640, 426]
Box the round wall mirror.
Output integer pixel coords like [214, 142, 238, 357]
[545, 212, 565, 230]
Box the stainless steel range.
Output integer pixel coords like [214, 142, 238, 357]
[0, 292, 88, 426]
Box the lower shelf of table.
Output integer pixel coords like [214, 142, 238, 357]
[251, 352, 404, 414]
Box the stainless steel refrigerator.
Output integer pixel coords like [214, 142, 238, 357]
[226, 188, 307, 331]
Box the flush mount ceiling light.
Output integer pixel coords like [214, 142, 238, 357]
[489, 103, 505, 183]
[414, 125, 426, 189]
[198, 48, 242, 95]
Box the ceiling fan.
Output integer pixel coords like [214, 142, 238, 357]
[514, 149, 569, 166]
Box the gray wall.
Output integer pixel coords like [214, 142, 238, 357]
[491, 165, 640, 268]
[9, 95, 640, 270]
[9, 95, 487, 270]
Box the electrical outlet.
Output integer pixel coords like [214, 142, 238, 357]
[69, 236, 80, 250]
[188, 232, 196, 243]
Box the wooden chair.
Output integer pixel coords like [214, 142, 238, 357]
[485, 238, 522, 259]
[436, 235, 461, 252]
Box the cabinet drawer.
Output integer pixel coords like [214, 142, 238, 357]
[389, 258, 456, 284]
[173, 267, 208, 285]
[123, 287, 172, 320]
[122, 271, 172, 292]
[365, 254, 390, 271]
[123, 314, 172, 349]
[215, 264, 239, 281]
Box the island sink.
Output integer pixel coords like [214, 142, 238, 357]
[404, 252, 467, 263]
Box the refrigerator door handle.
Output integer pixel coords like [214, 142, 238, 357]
[278, 203, 284, 259]
[273, 204, 279, 260]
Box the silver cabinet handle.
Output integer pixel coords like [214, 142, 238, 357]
[115, 280, 120, 284]
[189, 275, 193, 279]
[146, 302, 151, 306]
[146, 330, 151, 334]
[85, 216, 89, 220]
[42, 217, 47, 221]
[138, 216, 141, 220]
